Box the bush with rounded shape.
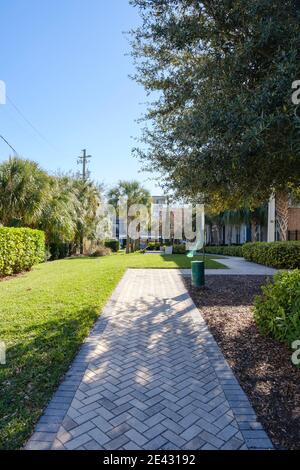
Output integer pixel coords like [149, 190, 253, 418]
[254, 270, 300, 345]
[104, 240, 120, 252]
[146, 242, 161, 251]
[172, 244, 186, 254]
[0, 227, 45, 276]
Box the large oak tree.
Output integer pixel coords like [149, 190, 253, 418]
[130, 0, 300, 211]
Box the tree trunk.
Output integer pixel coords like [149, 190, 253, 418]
[251, 215, 258, 242]
[276, 191, 289, 241]
[126, 214, 131, 254]
[208, 224, 212, 244]
[133, 238, 140, 252]
[218, 225, 222, 244]
[228, 225, 232, 245]
[126, 235, 130, 253]
[80, 233, 84, 255]
[251, 220, 257, 242]
[212, 224, 218, 244]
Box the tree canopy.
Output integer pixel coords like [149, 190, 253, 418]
[0, 157, 50, 226]
[107, 180, 151, 210]
[130, 0, 300, 209]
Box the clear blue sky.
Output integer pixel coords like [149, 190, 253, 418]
[0, 0, 162, 195]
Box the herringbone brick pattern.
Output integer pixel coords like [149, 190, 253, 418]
[26, 269, 273, 450]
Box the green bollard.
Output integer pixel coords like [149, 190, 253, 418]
[191, 261, 205, 287]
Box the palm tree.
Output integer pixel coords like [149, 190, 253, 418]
[0, 157, 50, 226]
[249, 205, 268, 242]
[205, 212, 224, 244]
[71, 178, 102, 254]
[0, 158, 103, 256]
[205, 206, 267, 244]
[39, 176, 79, 245]
[221, 209, 251, 244]
[107, 180, 151, 253]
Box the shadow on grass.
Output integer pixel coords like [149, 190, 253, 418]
[48, 254, 227, 270]
[146, 254, 227, 269]
[0, 306, 99, 450]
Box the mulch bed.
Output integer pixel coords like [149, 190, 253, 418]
[185, 275, 300, 450]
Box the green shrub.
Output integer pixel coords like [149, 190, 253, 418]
[104, 240, 120, 252]
[49, 242, 71, 260]
[172, 244, 186, 254]
[146, 242, 161, 251]
[0, 227, 45, 276]
[254, 270, 300, 345]
[205, 245, 244, 257]
[243, 241, 300, 269]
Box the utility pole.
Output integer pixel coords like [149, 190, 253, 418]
[77, 149, 92, 180]
[76, 149, 92, 256]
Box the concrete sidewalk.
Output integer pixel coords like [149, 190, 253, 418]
[26, 269, 273, 450]
[181, 255, 277, 276]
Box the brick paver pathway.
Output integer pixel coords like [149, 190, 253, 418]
[26, 269, 273, 450]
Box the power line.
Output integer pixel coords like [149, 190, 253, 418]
[0, 134, 18, 155]
[6, 95, 57, 150]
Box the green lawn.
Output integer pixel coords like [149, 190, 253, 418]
[0, 253, 225, 449]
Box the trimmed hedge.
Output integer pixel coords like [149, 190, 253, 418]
[172, 244, 186, 254]
[242, 241, 300, 269]
[254, 270, 300, 345]
[146, 242, 161, 251]
[104, 240, 120, 252]
[0, 227, 45, 276]
[205, 245, 244, 257]
[145, 242, 186, 253]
